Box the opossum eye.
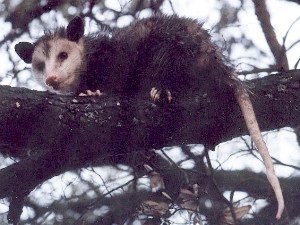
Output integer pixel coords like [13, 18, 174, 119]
[34, 61, 45, 71]
[57, 52, 68, 61]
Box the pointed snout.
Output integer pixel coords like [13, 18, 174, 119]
[45, 75, 60, 90]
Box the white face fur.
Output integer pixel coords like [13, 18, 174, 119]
[31, 38, 85, 94]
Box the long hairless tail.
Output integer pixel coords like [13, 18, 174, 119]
[235, 87, 284, 219]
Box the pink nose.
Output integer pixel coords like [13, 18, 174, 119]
[46, 75, 59, 89]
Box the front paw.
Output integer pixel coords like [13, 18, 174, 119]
[79, 90, 104, 97]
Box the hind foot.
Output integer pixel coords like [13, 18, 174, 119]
[150, 87, 161, 101]
[150, 87, 173, 102]
[79, 90, 104, 96]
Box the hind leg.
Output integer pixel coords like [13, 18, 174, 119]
[139, 60, 175, 103]
[144, 53, 182, 103]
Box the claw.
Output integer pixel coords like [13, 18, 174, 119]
[79, 89, 104, 96]
[95, 90, 102, 96]
[166, 89, 173, 102]
[87, 90, 93, 96]
[150, 87, 161, 101]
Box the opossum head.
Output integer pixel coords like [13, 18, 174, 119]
[15, 17, 85, 94]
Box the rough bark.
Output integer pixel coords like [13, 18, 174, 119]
[0, 70, 299, 224]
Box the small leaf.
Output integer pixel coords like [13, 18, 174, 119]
[140, 200, 169, 216]
[149, 171, 165, 191]
[162, 191, 172, 200]
[179, 188, 199, 213]
[222, 205, 251, 224]
[144, 164, 153, 171]
[144, 164, 165, 191]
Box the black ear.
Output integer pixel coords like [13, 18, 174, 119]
[66, 16, 84, 42]
[15, 42, 34, 64]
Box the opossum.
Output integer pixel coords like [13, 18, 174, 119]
[15, 15, 284, 218]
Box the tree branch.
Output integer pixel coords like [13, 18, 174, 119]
[252, 0, 289, 71]
[0, 70, 299, 223]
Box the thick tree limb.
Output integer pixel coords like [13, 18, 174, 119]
[0, 69, 299, 182]
[1, 70, 299, 155]
[0, 70, 299, 223]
